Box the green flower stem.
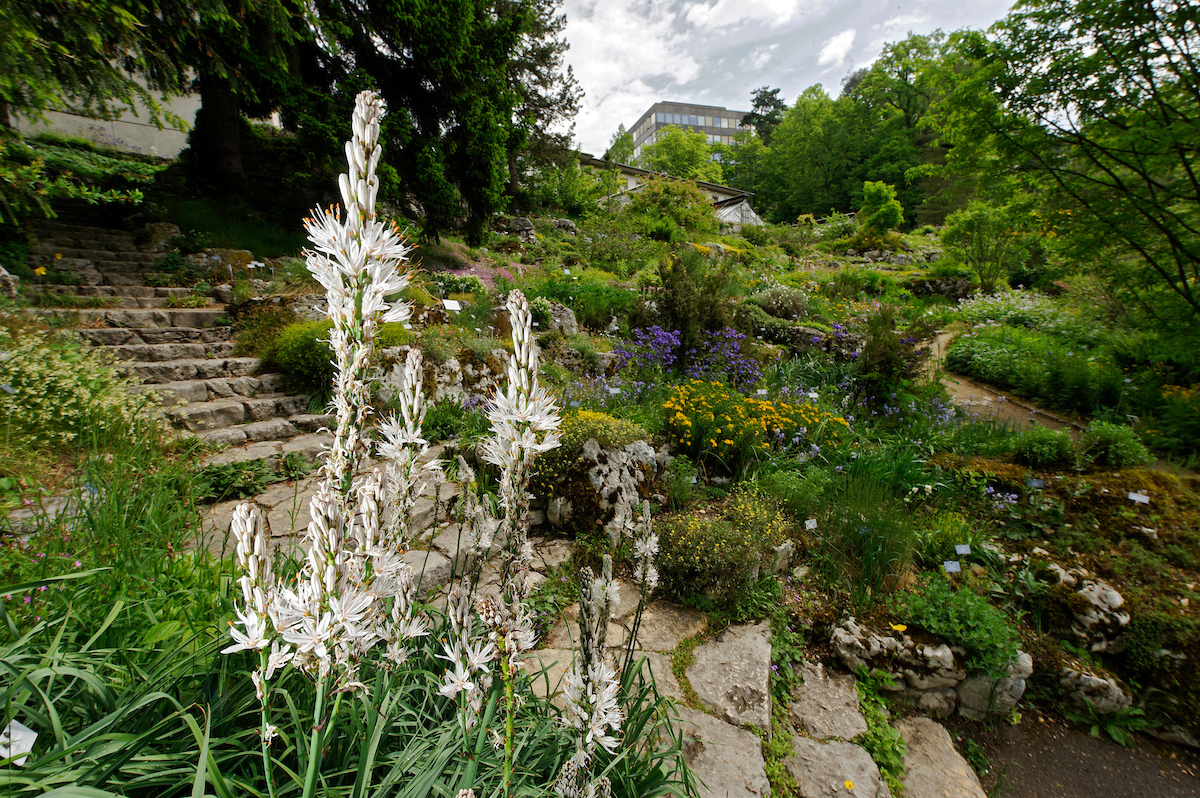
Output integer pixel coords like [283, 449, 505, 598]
[303, 673, 329, 798]
[502, 647, 516, 798]
[259, 653, 278, 798]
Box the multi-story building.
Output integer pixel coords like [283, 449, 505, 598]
[628, 101, 750, 161]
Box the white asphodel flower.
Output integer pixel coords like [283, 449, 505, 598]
[225, 90, 429, 703]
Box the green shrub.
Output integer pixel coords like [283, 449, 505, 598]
[754, 467, 833, 520]
[1079, 421, 1151, 468]
[267, 319, 334, 393]
[821, 475, 918, 607]
[893, 577, 1020, 677]
[433, 272, 488, 295]
[826, 266, 889, 298]
[0, 326, 151, 448]
[1013, 426, 1075, 468]
[657, 488, 789, 606]
[859, 180, 904, 233]
[232, 302, 299, 356]
[750, 283, 813, 321]
[914, 511, 979, 568]
[421, 397, 490, 445]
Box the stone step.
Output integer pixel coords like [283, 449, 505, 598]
[113, 341, 235, 362]
[35, 307, 227, 328]
[38, 295, 177, 309]
[80, 325, 234, 346]
[196, 417, 303, 447]
[167, 393, 311, 432]
[30, 245, 157, 263]
[75, 286, 194, 299]
[134, 373, 287, 405]
[201, 431, 332, 468]
[132, 356, 259, 384]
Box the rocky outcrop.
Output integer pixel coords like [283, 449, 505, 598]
[831, 617, 1031, 720]
[542, 437, 658, 532]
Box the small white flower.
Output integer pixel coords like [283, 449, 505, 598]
[223, 608, 271, 655]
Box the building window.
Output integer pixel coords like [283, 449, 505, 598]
[656, 112, 664, 123]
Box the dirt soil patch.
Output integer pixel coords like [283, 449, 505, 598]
[964, 712, 1200, 797]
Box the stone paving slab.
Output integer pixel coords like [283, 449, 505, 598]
[687, 622, 772, 729]
[791, 661, 868, 741]
[669, 706, 770, 798]
[786, 737, 892, 798]
[633, 602, 708, 652]
[895, 717, 986, 798]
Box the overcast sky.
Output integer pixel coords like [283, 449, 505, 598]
[561, 0, 1017, 155]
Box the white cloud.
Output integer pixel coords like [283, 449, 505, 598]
[817, 28, 856, 67]
[873, 14, 930, 31]
[563, 0, 701, 152]
[686, 0, 801, 29]
[745, 44, 778, 71]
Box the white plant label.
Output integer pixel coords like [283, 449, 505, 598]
[943, 560, 962, 573]
[442, 299, 462, 312]
[608, 387, 621, 395]
[562, 269, 571, 275]
[955, 544, 972, 555]
[757, 389, 768, 395]
[1028, 478, 1044, 489]
[1128, 491, 1150, 504]
[805, 519, 818, 530]
[1, 720, 37, 767]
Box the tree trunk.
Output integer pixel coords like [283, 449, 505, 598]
[193, 71, 247, 193]
[0, 101, 11, 130]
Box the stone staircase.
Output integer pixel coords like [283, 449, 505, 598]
[27, 219, 333, 469]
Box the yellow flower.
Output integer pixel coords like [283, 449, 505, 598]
[889, 623, 907, 633]
[34, 266, 47, 276]
[54, 253, 62, 259]
[845, 780, 854, 791]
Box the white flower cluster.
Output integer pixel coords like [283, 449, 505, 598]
[437, 584, 496, 730]
[555, 559, 623, 798]
[631, 500, 659, 591]
[224, 91, 433, 708]
[476, 290, 562, 669]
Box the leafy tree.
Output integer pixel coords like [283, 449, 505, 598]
[604, 124, 635, 165]
[309, 0, 523, 244]
[845, 31, 956, 224]
[757, 86, 867, 220]
[941, 201, 1024, 293]
[625, 176, 718, 236]
[741, 87, 787, 146]
[720, 131, 767, 200]
[937, 0, 1200, 322]
[0, 0, 188, 129]
[640, 126, 723, 183]
[501, 0, 582, 197]
[860, 181, 903, 234]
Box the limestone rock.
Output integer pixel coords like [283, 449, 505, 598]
[791, 662, 868, 741]
[1071, 579, 1130, 652]
[956, 651, 1031, 721]
[688, 622, 771, 728]
[633, 603, 708, 652]
[548, 302, 578, 336]
[1060, 669, 1132, 715]
[403, 549, 453, 592]
[552, 218, 578, 235]
[786, 736, 892, 798]
[896, 717, 986, 798]
[671, 707, 771, 798]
